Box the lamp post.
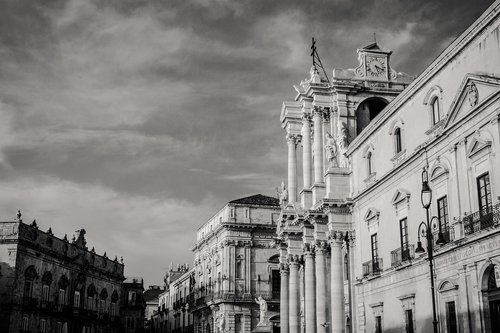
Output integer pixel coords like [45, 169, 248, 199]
[415, 167, 446, 333]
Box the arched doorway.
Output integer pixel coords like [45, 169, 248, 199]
[481, 263, 500, 331]
[356, 97, 388, 135]
[269, 314, 280, 333]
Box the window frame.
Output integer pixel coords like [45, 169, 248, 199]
[394, 127, 402, 154]
[431, 97, 441, 125]
[477, 172, 492, 213]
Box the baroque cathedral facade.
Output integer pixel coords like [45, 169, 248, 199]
[275, 1, 500, 333]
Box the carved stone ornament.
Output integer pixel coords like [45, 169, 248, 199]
[328, 230, 345, 243]
[467, 82, 479, 107]
[303, 243, 315, 256]
[286, 134, 301, 146]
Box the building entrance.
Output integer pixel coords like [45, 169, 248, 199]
[490, 300, 500, 331]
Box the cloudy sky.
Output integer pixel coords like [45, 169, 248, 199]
[0, 0, 494, 285]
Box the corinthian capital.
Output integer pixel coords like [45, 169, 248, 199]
[312, 106, 324, 117]
[328, 230, 345, 244]
[302, 113, 312, 123]
[286, 134, 302, 146]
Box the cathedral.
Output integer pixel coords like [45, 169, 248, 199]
[275, 1, 500, 333]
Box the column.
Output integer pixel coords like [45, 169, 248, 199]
[315, 241, 328, 333]
[289, 255, 301, 333]
[245, 244, 251, 294]
[330, 231, 345, 333]
[302, 114, 313, 189]
[304, 245, 317, 333]
[280, 263, 290, 333]
[287, 134, 300, 203]
[223, 242, 229, 291]
[313, 107, 324, 184]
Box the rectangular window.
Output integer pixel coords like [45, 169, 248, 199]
[446, 301, 458, 333]
[399, 218, 409, 259]
[477, 173, 492, 213]
[24, 280, 33, 298]
[22, 315, 29, 330]
[42, 285, 50, 302]
[128, 291, 136, 306]
[73, 291, 81, 308]
[57, 322, 63, 333]
[437, 196, 449, 230]
[40, 318, 47, 333]
[432, 98, 440, 125]
[405, 309, 414, 333]
[235, 314, 242, 333]
[371, 233, 379, 271]
[271, 270, 280, 298]
[375, 316, 382, 333]
[58, 289, 66, 306]
[126, 317, 135, 329]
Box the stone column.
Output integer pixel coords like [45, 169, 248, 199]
[330, 231, 345, 333]
[302, 114, 313, 189]
[287, 134, 301, 203]
[289, 255, 301, 333]
[313, 107, 324, 184]
[280, 263, 290, 333]
[304, 244, 317, 333]
[315, 241, 328, 333]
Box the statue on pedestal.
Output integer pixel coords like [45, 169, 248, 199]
[217, 312, 226, 333]
[337, 122, 350, 168]
[255, 295, 268, 326]
[325, 132, 338, 168]
[276, 182, 288, 207]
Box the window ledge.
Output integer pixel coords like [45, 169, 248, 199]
[425, 118, 446, 135]
[364, 172, 377, 186]
[390, 149, 407, 166]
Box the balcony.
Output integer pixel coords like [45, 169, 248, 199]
[22, 296, 38, 308]
[432, 225, 455, 244]
[463, 203, 500, 236]
[362, 259, 383, 277]
[390, 245, 414, 268]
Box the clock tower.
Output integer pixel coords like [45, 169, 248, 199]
[355, 42, 394, 82]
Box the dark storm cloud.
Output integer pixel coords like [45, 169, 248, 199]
[0, 0, 494, 284]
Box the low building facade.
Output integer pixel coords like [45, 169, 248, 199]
[0, 215, 124, 333]
[191, 194, 281, 333]
[276, 1, 500, 333]
[122, 277, 146, 333]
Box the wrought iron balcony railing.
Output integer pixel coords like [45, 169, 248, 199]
[432, 225, 455, 244]
[463, 203, 500, 236]
[362, 259, 383, 277]
[390, 245, 414, 268]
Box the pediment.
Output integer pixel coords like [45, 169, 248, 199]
[364, 208, 380, 222]
[444, 74, 500, 128]
[391, 189, 411, 206]
[467, 134, 492, 158]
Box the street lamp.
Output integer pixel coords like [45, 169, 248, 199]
[415, 167, 447, 333]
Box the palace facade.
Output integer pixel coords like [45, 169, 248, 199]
[190, 194, 281, 333]
[276, 1, 500, 333]
[0, 214, 124, 333]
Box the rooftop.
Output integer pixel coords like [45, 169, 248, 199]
[229, 194, 279, 206]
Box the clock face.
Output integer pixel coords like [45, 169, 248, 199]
[366, 56, 386, 78]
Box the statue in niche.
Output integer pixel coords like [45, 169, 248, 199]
[255, 295, 268, 326]
[325, 132, 338, 168]
[276, 181, 288, 207]
[217, 312, 226, 333]
[337, 122, 350, 168]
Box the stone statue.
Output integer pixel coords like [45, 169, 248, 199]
[467, 82, 478, 106]
[337, 122, 350, 168]
[217, 312, 226, 333]
[255, 295, 268, 326]
[325, 132, 338, 168]
[276, 181, 288, 207]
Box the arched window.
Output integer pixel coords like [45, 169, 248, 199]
[394, 127, 402, 154]
[110, 290, 119, 317]
[431, 97, 441, 124]
[99, 289, 108, 313]
[87, 284, 96, 311]
[367, 151, 373, 175]
[57, 275, 69, 308]
[41, 272, 52, 304]
[24, 266, 38, 299]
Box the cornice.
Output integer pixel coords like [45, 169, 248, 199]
[346, 1, 500, 154]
